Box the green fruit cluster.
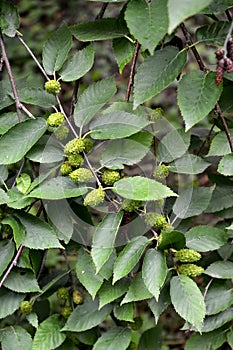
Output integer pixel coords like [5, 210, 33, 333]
[57, 287, 69, 301]
[64, 138, 85, 155]
[72, 290, 83, 304]
[69, 168, 93, 183]
[153, 164, 169, 180]
[44, 79, 61, 94]
[20, 301, 32, 315]
[101, 169, 120, 185]
[60, 162, 73, 176]
[150, 107, 164, 121]
[61, 305, 72, 319]
[47, 112, 65, 127]
[178, 264, 204, 277]
[121, 199, 142, 212]
[84, 187, 105, 207]
[175, 249, 201, 263]
[144, 212, 166, 229]
[67, 154, 84, 167]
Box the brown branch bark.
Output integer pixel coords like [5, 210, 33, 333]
[125, 41, 141, 102]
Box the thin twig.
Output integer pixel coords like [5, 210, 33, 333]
[56, 95, 79, 138]
[96, 3, 108, 20]
[203, 278, 214, 300]
[0, 31, 22, 121]
[215, 103, 233, 152]
[83, 152, 102, 187]
[36, 250, 48, 280]
[12, 158, 26, 188]
[196, 124, 215, 156]
[126, 41, 141, 102]
[21, 104, 36, 119]
[0, 245, 24, 288]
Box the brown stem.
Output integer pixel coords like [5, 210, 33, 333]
[215, 103, 233, 152]
[0, 31, 22, 121]
[126, 41, 141, 102]
[0, 245, 24, 288]
[225, 9, 232, 22]
[95, 3, 108, 20]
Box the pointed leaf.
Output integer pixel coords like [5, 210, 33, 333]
[32, 315, 66, 350]
[62, 298, 113, 332]
[16, 173, 31, 194]
[157, 129, 190, 163]
[178, 71, 222, 131]
[134, 47, 186, 108]
[92, 212, 123, 273]
[148, 286, 171, 324]
[121, 272, 153, 304]
[0, 240, 15, 277]
[142, 249, 167, 301]
[113, 303, 134, 322]
[74, 77, 116, 129]
[113, 176, 177, 201]
[42, 23, 72, 75]
[26, 312, 39, 329]
[0, 326, 32, 350]
[205, 261, 233, 279]
[186, 226, 228, 252]
[169, 154, 210, 174]
[90, 112, 150, 140]
[3, 270, 41, 293]
[125, 0, 168, 54]
[93, 327, 131, 350]
[99, 279, 130, 310]
[113, 38, 134, 74]
[170, 275, 205, 331]
[0, 119, 47, 164]
[113, 236, 150, 284]
[185, 328, 227, 350]
[76, 249, 104, 299]
[59, 44, 94, 81]
[0, 287, 25, 319]
[0, 1, 19, 37]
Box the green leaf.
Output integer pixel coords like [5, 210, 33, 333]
[134, 47, 186, 108]
[138, 326, 162, 350]
[16, 212, 63, 250]
[185, 226, 228, 252]
[74, 77, 116, 129]
[100, 132, 153, 169]
[206, 187, 233, 213]
[207, 130, 233, 156]
[169, 154, 210, 174]
[196, 21, 231, 46]
[0, 164, 8, 183]
[205, 282, 233, 315]
[178, 71, 222, 131]
[3, 270, 41, 293]
[76, 249, 104, 299]
[98, 250, 117, 280]
[205, 261, 233, 279]
[113, 303, 134, 322]
[142, 249, 167, 301]
[113, 38, 134, 74]
[42, 23, 72, 75]
[5, 188, 32, 210]
[0, 240, 15, 278]
[62, 298, 113, 332]
[157, 231, 185, 251]
[0, 326, 32, 350]
[202, 0, 233, 14]
[157, 129, 190, 163]
[26, 312, 39, 329]
[16, 173, 31, 194]
[200, 308, 233, 333]
[148, 284, 171, 324]
[125, 0, 168, 55]
[0, 1, 19, 37]
[227, 331, 233, 348]
[59, 44, 94, 81]
[0, 188, 9, 205]
[173, 186, 215, 219]
[170, 275, 205, 331]
[0, 118, 47, 165]
[0, 287, 25, 319]
[0, 112, 20, 134]
[26, 144, 64, 163]
[121, 272, 153, 304]
[70, 18, 128, 41]
[32, 315, 66, 350]
[76, 329, 98, 346]
[99, 279, 130, 310]
[185, 328, 227, 350]
[90, 112, 150, 140]
[218, 153, 233, 176]
[167, 0, 212, 34]
[28, 176, 88, 200]
[92, 212, 123, 274]
[113, 176, 177, 201]
[113, 236, 150, 284]
[18, 88, 56, 107]
[93, 327, 131, 350]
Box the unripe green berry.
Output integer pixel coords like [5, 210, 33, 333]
[69, 168, 93, 183]
[47, 112, 65, 127]
[178, 264, 204, 277]
[130, 316, 143, 331]
[121, 199, 142, 212]
[61, 305, 72, 319]
[153, 164, 169, 180]
[57, 287, 69, 301]
[72, 290, 83, 305]
[150, 107, 164, 121]
[83, 138, 93, 153]
[175, 249, 201, 263]
[144, 212, 167, 230]
[102, 169, 120, 185]
[84, 188, 105, 206]
[64, 138, 85, 155]
[44, 79, 61, 94]
[20, 301, 32, 315]
[67, 154, 84, 167]
[54, 125, 69, 141]
[60, 162, 73, 176]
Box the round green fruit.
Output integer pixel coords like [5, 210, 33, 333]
[44, 79, 61, 94]
[20, 301, 32, 315]
[178, 264, 204, 277]
[101, 169, 120, 185]
[72, 290, 83, 305]
[121, 199, 142, 212]
[69, 168, 93, 183]
[57, 287, 69, 301]
[64, 138, 85, 155]
[60, 162, 72, 176]
[84, 188, 105, 206]
[67, 154, 84, 167]
[47, 112, 65, 127]
[175, 249, 201, 263]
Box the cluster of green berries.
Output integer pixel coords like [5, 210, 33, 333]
[69, 168, 93, 183]
[84, 187, 105, 207]
[175, 249, 201, 263]
[153, 164, 169, 180]
[101, 169, 120, 185]
[61, 306, 72, 319]
[44, 79, 61, 94]
[144, 212, 172, 231]
[121, 199, 142, 212]
[178, 264, 204, 277]
[20, 301, 32, 315]
[57, 287, 69, 301]
[46, 112, 65, 127]
[150, 107, 164, 121]
[64, 138, 85, 155]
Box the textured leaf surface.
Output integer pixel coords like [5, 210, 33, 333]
[218, 154, 233, 176]
[125, 0, 168, 54]
[26, 144, 64, 163]
[205, 283, 233, 315]
[42, 23, 72, 75]
[148, 285, 171, 324]
[1, 326, 32, 350]
[0, 119, 47, 165]
[99, 279, 129, 310]
[205, 261, 233, 279]
[178, 71, 222, 131]
[113, 303, 134, 322]
[196, 21, 230, 45]
[113, 38, 134, 74]
[4, 270, 41, 293]
[2, 216, 25, 248]
[62, 299, 113, 332]
[186, 226, 228, 252]
[113, 176, 177, 201]
[134, 47, 186, 108]
[200, 308, 233, 333]
[0, 240, 15, 277]
[170, 275, 205, 331]
[0, 2, 19, 37]
[169, 154, 210, 174]
[0, 287, 25, 319]
[157, 231, 185, 251]
[0, 112, 20, 134]
[207, 130, 233, 156]
[93, 327, 131, 350]
[185, 328, 226, 350]
[32, 315, 66, 350]
[206, 187, 233, 213]
[121, 272, 153, 304]
[18, 88, 56, 107]
[113, 236, 150, 284]
[92, 212, 123, 273]
[157, 129, 190, 163]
